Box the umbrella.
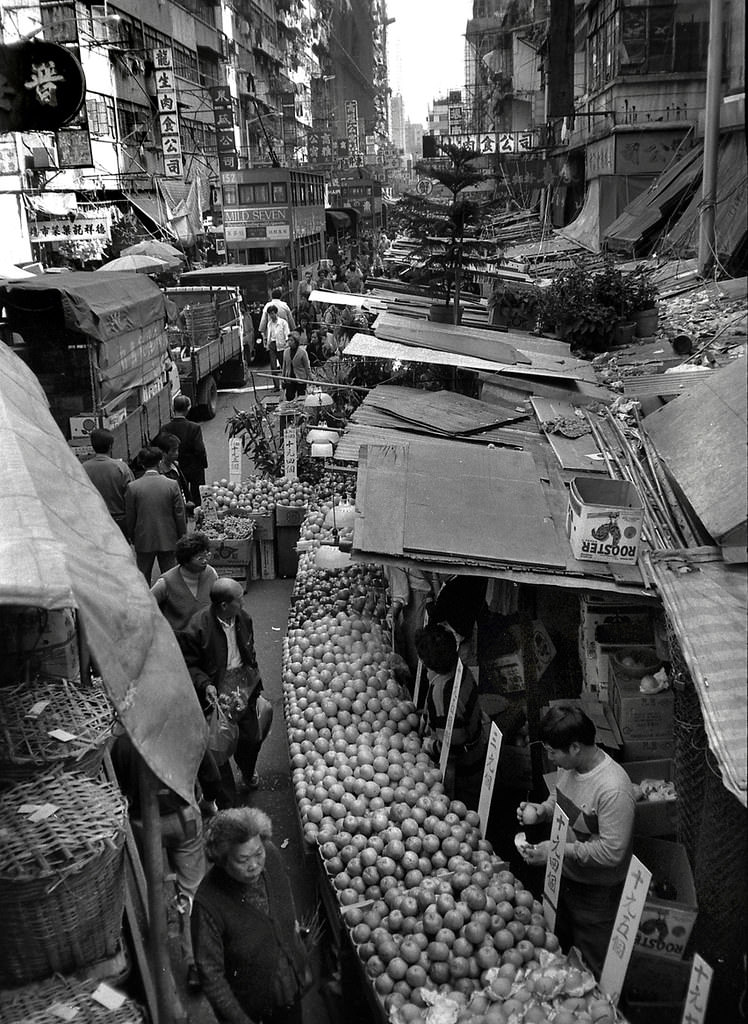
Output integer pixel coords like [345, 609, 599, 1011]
[97, 253, 170, 274]
[122, 240, 185, 262]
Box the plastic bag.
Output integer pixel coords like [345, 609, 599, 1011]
[207, 702, 238, 766]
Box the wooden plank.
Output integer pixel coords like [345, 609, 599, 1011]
[355, 443, 409, 556]
[362, 385, 528, 434]
[376, 311, 527, 365]
[402, 444, 567, 569]
[338, 423, 526, 464]
[352, 404, 527, 442]
[622, 370, 716, 397]
[530, 396, 606, 473]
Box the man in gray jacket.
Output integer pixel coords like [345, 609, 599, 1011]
[126, 446, 187, 581]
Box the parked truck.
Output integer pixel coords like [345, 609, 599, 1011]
[0, 272, 175, 462]
[164, 284, 245, 419]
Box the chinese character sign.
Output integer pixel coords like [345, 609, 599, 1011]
[28, 211, 110, 243]
[228, 437, 243, 486]
[439, 659, 463, 781]
[682, 954, 712, 1024]
[542, 805, 569, 933]
[0, 39, 85, 133]
[477, 722, 503, 837]
[283, 427, 298, 480]
[599, 856, 653, 1004]
[209, 84, 237, 175]
[345, 99, 359, 155]
[153, 47, 181, 178]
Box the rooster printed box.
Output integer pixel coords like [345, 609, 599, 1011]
[634, 837, 697, 960]
[566, 477, 644, 564]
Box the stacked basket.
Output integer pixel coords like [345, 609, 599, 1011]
[0, 975, 146, 1023]
[0, 771, 127, 986]
[0, 677, 114, 787]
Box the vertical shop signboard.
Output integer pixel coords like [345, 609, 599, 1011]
[228, 437, 242, 486]
[344, 99, 359, 156]
[153, 47, 182, 178]
[542, 805, 569, 932]
[283, 427, 298, 479]
[209, 85, 238, 174]
[477, 722, 503, 838]
[681, 954, 712, 1024]
[439, 659, 463, 781]
[599, 856, 652, 1004]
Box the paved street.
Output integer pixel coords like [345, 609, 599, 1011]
[176, 383, 376, 1024]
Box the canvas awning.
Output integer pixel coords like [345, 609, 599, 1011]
[126, 191, 178, 240]
[646, 549, 747, 807]
[0, 341, 206, 804]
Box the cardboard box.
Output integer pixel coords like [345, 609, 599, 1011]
[634, 837, 697, 960]
[259, 538, 276, 579]
[208, 538, 252, 573]
[248, 512, 275, 541]
[566, 477, 644, 564]
[625, 759, 678, 837]
[622, 734, 675, 761]
[622, 949, 691, 1024]
[609, 666, 674, 739]
[275, 503, 307, 528]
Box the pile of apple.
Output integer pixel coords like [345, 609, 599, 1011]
[282, 558, 620, 1024]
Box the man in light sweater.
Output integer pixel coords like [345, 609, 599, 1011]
[517, 704, 635, 978]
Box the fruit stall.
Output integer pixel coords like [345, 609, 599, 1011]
[277, 494, 643, 1024]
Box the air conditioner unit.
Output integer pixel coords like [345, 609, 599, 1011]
[29, 148, 55, 169]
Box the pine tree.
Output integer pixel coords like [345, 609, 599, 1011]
[389, 144, 494, 324]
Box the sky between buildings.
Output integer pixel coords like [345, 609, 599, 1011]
[386, 0, 473, 125]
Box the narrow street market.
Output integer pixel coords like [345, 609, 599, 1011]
[0, 3, 746, 1024]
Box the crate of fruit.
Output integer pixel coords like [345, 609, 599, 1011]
[198, 513, 256, 542]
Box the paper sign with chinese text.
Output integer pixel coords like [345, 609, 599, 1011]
[439, 659, 463, 781]
[477, 722, 502, 837]
[228, 438, 242, 485]
[681, 954, 712, 1024]
[599, 855, 652, 1004]
[283, 427, 298, 479]
[542, 805, 569, 932]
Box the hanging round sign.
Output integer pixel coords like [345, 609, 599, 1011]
[0, 40, 86, 134]
[416, 177, 434, 196]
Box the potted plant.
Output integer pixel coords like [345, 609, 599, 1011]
[389, 143, 492, 325]
[625, 268, 659, 338]
[538, 264, 619, 352]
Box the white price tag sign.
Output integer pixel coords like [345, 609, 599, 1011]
[599, 855, 652, 1004]
[228, 437, 242, 485]
[542, 805, 569, 933]
[439, 660, 463, 781]
[477, 722, 502, 837]
[283, 426, 298, 479]
[681, 954, 713, 1024]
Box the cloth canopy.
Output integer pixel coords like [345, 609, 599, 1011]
[646, 549, 747, 807]
[0, 342, 206, 804]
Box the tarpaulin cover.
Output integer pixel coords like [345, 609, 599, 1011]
[647, 549, 747, 807]
[0, 272, 171, 401]
[0, 341, 206, 804]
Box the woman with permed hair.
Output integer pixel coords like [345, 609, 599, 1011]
[192, 807, 310, 1023]
[150, 532, 218, 633]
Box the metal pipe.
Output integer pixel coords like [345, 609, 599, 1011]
[697, 0, 724, 277]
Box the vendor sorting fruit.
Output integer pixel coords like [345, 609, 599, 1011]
[516, 704, 635, 979]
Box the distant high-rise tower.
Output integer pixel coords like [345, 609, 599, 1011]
[391, 93, 407, 153]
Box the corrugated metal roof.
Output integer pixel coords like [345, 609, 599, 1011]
[643, 363, 747, 549]
[646, 549, 747, 807]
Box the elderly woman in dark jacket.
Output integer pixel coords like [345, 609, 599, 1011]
[192, 807, 309, 1024]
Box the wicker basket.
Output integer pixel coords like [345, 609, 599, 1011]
[0, 974, 145, 1023]
[0, 771, 127, 986]
[0, 677, 114, 786]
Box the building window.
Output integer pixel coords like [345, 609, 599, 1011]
[86, 94, 115, 138]
[173, 42, 199, 83]
[144, 25, 170, 55]
[117, 101, 151, 147]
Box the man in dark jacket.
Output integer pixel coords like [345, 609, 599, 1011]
[125, 446, 187, 581]
[82, 428, 134, 537]
[161, 395, 209, 507]
[179, 579, 272, 805]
